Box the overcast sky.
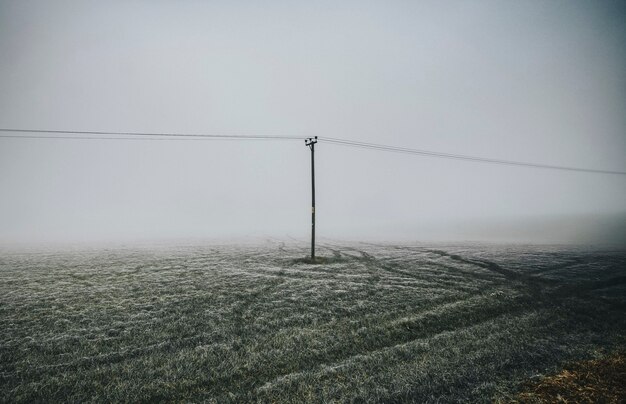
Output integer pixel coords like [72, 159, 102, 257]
[1, 0, 625, 245]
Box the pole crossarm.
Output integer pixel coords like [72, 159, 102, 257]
[305, 136, 318, 148]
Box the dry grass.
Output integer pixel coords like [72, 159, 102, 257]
[508, 351, 626, 403]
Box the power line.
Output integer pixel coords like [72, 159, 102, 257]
[0, 134, 299, 141]
[0, 128, 303, 140]
[320, 137, 626, 175]
[0, 134, 221, 141]
[1, 128, 625, 175]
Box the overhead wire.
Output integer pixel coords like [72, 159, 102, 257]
[1, 128, 625, 175]
[0, 128, 303, 140]
[0, 134, 217, 141]
[0, 134, 299, 141]
[320, 137, 626, 175]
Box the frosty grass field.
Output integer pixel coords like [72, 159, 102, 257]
[1, 240, 625, 402]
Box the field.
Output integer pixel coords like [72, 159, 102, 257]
[1, 240, 625, 402]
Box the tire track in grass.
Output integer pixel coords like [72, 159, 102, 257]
[230, 281, 285, 341]
[526, 257, 585, 275]
[387, 245, 506, 283]
[328, 246, 495, 294]
[551, 275, 626, 309]
[328, 246, 438, 283]
[316, 244, 388, 289]
[378, 256, 499, 293]
[2, 282, 562, 399]
[0, 332, 224, 380]
[424, 260, 506, 283]
[425, 249, 563, 300]
[420, 249, 625, 308]
[250, 269, 445, 291]
[180, 292, 539, 400]
[255, 309, 546, 398]
[3, 282, 285, 390]
[251, 273, 626, 401]
[318, 245, 500, 300]
[427, 249, 526, 281]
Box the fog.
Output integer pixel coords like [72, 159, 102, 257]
[1, 0, 625, 246]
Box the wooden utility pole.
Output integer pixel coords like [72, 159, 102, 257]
[305, 136, 318, 261]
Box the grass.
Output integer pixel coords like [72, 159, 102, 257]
[0, 241, 625, 402]
[507, 351, 626, 403]
[290, 255, 351, 265]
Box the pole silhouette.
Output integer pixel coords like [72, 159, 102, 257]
[305, 136, 318, 261]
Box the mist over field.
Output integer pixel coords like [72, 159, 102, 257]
[1, 0, 626, 246]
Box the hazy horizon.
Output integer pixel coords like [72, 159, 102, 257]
[1, 0, 625, 246]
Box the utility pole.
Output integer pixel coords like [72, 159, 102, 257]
[305, 136, 318, 262]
